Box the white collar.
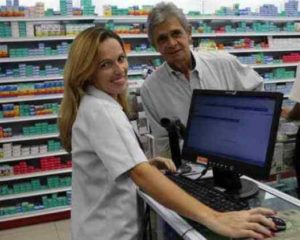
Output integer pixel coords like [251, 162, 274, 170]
[86, 85, 122, 109]
[164, 50, 200, 77]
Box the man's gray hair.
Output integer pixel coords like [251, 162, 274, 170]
[147, 2, 190, 46]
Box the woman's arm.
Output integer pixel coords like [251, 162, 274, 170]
[130, 162, 276, 239]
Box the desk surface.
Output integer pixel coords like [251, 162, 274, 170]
[138, 173, 300, 240]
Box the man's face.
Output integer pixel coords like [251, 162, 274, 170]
[152, 16, 192, 70]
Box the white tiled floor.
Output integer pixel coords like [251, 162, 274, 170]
[0, 219, 70, 240]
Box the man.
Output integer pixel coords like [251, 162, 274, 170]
[141, 2, 264, 157]
[141, 3, 265, 238]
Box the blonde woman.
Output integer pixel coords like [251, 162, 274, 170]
[59, 27, 276, 240]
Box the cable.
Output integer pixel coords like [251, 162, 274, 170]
[195, 165, 209, 180]
[181, 227, 194, 238]
[141, 204, 152, 240]
[180, 165, 209, 179]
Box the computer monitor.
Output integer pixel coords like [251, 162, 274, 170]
[181, 90, 283, 198]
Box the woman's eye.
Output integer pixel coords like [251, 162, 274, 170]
[99, 62, 112, 69]
[119, 55, 126, 62]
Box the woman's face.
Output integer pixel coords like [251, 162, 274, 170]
[93, 38, 128, 99]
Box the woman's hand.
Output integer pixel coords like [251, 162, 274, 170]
[149, 157, 176, 172]
[205, 207, 276, 239]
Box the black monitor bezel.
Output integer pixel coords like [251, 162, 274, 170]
[181, 89, 283, 180]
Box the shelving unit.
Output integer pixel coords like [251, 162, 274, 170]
[97, 15, 300, 102]
[0, 94, 63, 104]
[0, 16, 89, 227]
[0, 150, 68, 163]
[0, 186, 71, 201]
[0, 206, 71, 223]
[1, 13, 300, 227]
[0, 169, 72, 182]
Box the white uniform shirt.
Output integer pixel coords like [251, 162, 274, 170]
[71, 86, 147, 240]
[290, 65, 300, 103]
[141, 50, 264, 155]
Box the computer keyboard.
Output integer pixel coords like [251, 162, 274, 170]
[166, 173, 250, 232]
[166, 173, 249, 212]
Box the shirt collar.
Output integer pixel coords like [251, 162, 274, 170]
[86, 85, 122, 109]
[164, 50, 199, 77]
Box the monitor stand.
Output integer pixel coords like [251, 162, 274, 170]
[212, 167, 259, 199]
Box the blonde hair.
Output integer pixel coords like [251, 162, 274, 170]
[58, 27, 128, 152]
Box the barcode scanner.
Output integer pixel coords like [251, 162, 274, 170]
[160, 118, 189, 173]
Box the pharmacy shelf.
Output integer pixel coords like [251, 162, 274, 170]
[118, 34, 148, 39]
[192, 32, 300, 37]
[0, 114, 58, 124]
[95, 15, 300, 23]
[0, 36, 75, 42]
[0, 186, 71, 201]
[95, 16, 147, 23]
[0, 133, 59, 144]
[4, 31, 298, 44]
[128, 79, 144, 89]
[4, 15, 300, 23]
[264, 78, 295, 84]
[0, 15, 300, 23]
[1, 47, 299, 62]
[3, 31, 300, 43]
[1, 51, 159, 63]
[128, 70, 144, 76]
[249, 62, 300, 69]
[0, 206, 71, 222]
[187, 15, 300, 22]
[0, 75, 63, 84]
[224, 48, 300, 54]
[0, 168, 72, 182]
[127, 51, 160, 57]
[0, 55, 67, 63]
[0, 150, 69, 164]
[0, 16, 95, 22]
[0, 94, 63, 104]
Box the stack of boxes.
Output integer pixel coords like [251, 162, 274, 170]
[0, 157, 71, 176]
[102, 5, 152, 16]
[34, 2, 45, 18]
[0, 45, 8, 58]
[81, 0, 95, 16]
[0, 140, 62, 159]
[0, 175, 71, 196]
[285, 0, 299, 17]
[60, 0, 73, 16]
[0, 22, 11, 38]
[259, 4, 279, 16]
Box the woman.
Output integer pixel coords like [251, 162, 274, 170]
[59, 26, 276, 240]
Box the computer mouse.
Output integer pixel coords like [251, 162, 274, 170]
[178, 164, 192, 174]
[267, 216, 286, 232]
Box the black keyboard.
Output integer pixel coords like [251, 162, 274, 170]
[166, 173, 250, 232]
[166, 173, 249, 212]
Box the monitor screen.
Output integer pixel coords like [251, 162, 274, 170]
[182, 90, 283, 180]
